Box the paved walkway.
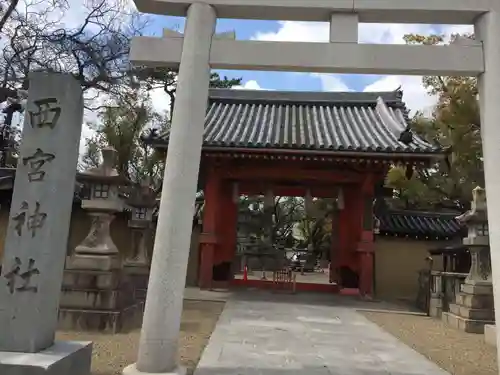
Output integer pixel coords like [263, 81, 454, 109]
[194, 292, 450, 375]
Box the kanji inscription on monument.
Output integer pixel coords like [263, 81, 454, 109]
[4, 257, 40, 294]
[28, 98, 61, 129]
[22, 148, 55, 182]
[12, 201, 48, 237]
[0, 72, 84, 353]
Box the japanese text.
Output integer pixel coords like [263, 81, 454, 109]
[22, 148, 55, 182]
[28, 98, 61, 129]
[3, 257, 40, 294]
[12, 201, 47, 238]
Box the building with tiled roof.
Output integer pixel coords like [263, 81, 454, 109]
[377, 210, 466, 240]
[146, 88, 449, 295]
[147, 89, 443, 162]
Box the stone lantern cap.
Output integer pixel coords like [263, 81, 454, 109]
[455, 186, 488, 225]
[127, 177, 157, 208]
[76, 146, 129, 185]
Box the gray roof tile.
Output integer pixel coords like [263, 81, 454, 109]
[152, 89, 442, 156]
[378, 210, 465, 239]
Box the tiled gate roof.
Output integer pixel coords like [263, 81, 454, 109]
[150, 89, 443, 157]
[377, 210, 465, 240]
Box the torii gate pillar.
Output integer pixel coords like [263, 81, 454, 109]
[123, 3, 216, 375]
[475, 11, 500, 359]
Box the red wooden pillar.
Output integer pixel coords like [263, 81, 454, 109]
[338, 186, 359, 269]
[329, 209, 339, 284]
[218, 181, 238, 271]
[199, 167, 221, 289]
[335, 185, 363, 289]
[357, 174, 375, 297]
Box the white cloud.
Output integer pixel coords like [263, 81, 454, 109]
[251, 21, 475, 114]
[149, 88, 171, 114]
[252, 21, 438, 45]
[253, 22, 328, 43]
[363, 76, 435, 116]
[79, 123, 95, 157]
[234, 80, 268, 90]
[312, 74, 351, 92]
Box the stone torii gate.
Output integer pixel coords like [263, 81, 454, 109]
[124, 1, 500, 374]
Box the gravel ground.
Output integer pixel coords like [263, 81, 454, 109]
[362, 311, 497, 375]
[56, 300, 225, 375]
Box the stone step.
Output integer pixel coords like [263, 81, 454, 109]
[461, 283, 493, 296]
[456, 292, 494, 309]
[60, 288, 130, 310]
[442, 312, 493, 334]
[127, 272, 150, 290]
[58, 302, 144, 333]
[63, 268, 122, 289]
[485, 324, 497, 347]
[449, 303, 495, 321]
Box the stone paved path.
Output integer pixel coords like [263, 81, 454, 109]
[193, 293, 451, 375]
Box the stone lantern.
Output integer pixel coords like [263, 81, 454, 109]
[67, 146, 128, 270]
[442, 186, 494, 333]
[124, 177, 157, 267]
[123, 178, 156, 301]
[60, 147, 141, 333]
[456, 186, 491, 285]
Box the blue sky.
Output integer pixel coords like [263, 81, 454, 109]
[143, 15, 473, 116]
[147, 16, 377, 92]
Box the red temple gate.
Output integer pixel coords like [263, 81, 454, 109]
[148, 88, 444, 297]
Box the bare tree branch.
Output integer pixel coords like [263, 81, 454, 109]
[0, 0, 20, 34]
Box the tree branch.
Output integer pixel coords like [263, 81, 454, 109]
[0, 0, 19, 34]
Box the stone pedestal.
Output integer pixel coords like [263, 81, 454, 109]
[124, 265, 150, 302]
[442, 187, 495, 334]
[442, 282, 495, 333]
[59, 147, 143, 333]
[0, 341, 92, 375]
[59, 268, 143, 333]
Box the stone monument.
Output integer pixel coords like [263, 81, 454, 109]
[124, 178, 157, 301]
[60, 146, 143, 333]
[0, 72, 92, 374]
[442, 186, 494, 333]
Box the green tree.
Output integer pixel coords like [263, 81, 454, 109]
[83, 69, 242, 190]
[295, 198, 336, 260]
[386, 33, 483, 211]
[238, 195, 303, 248]
[236, 195, 336, 262]
[134, 66, 242, 118]
[82, 88, 168, 189]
